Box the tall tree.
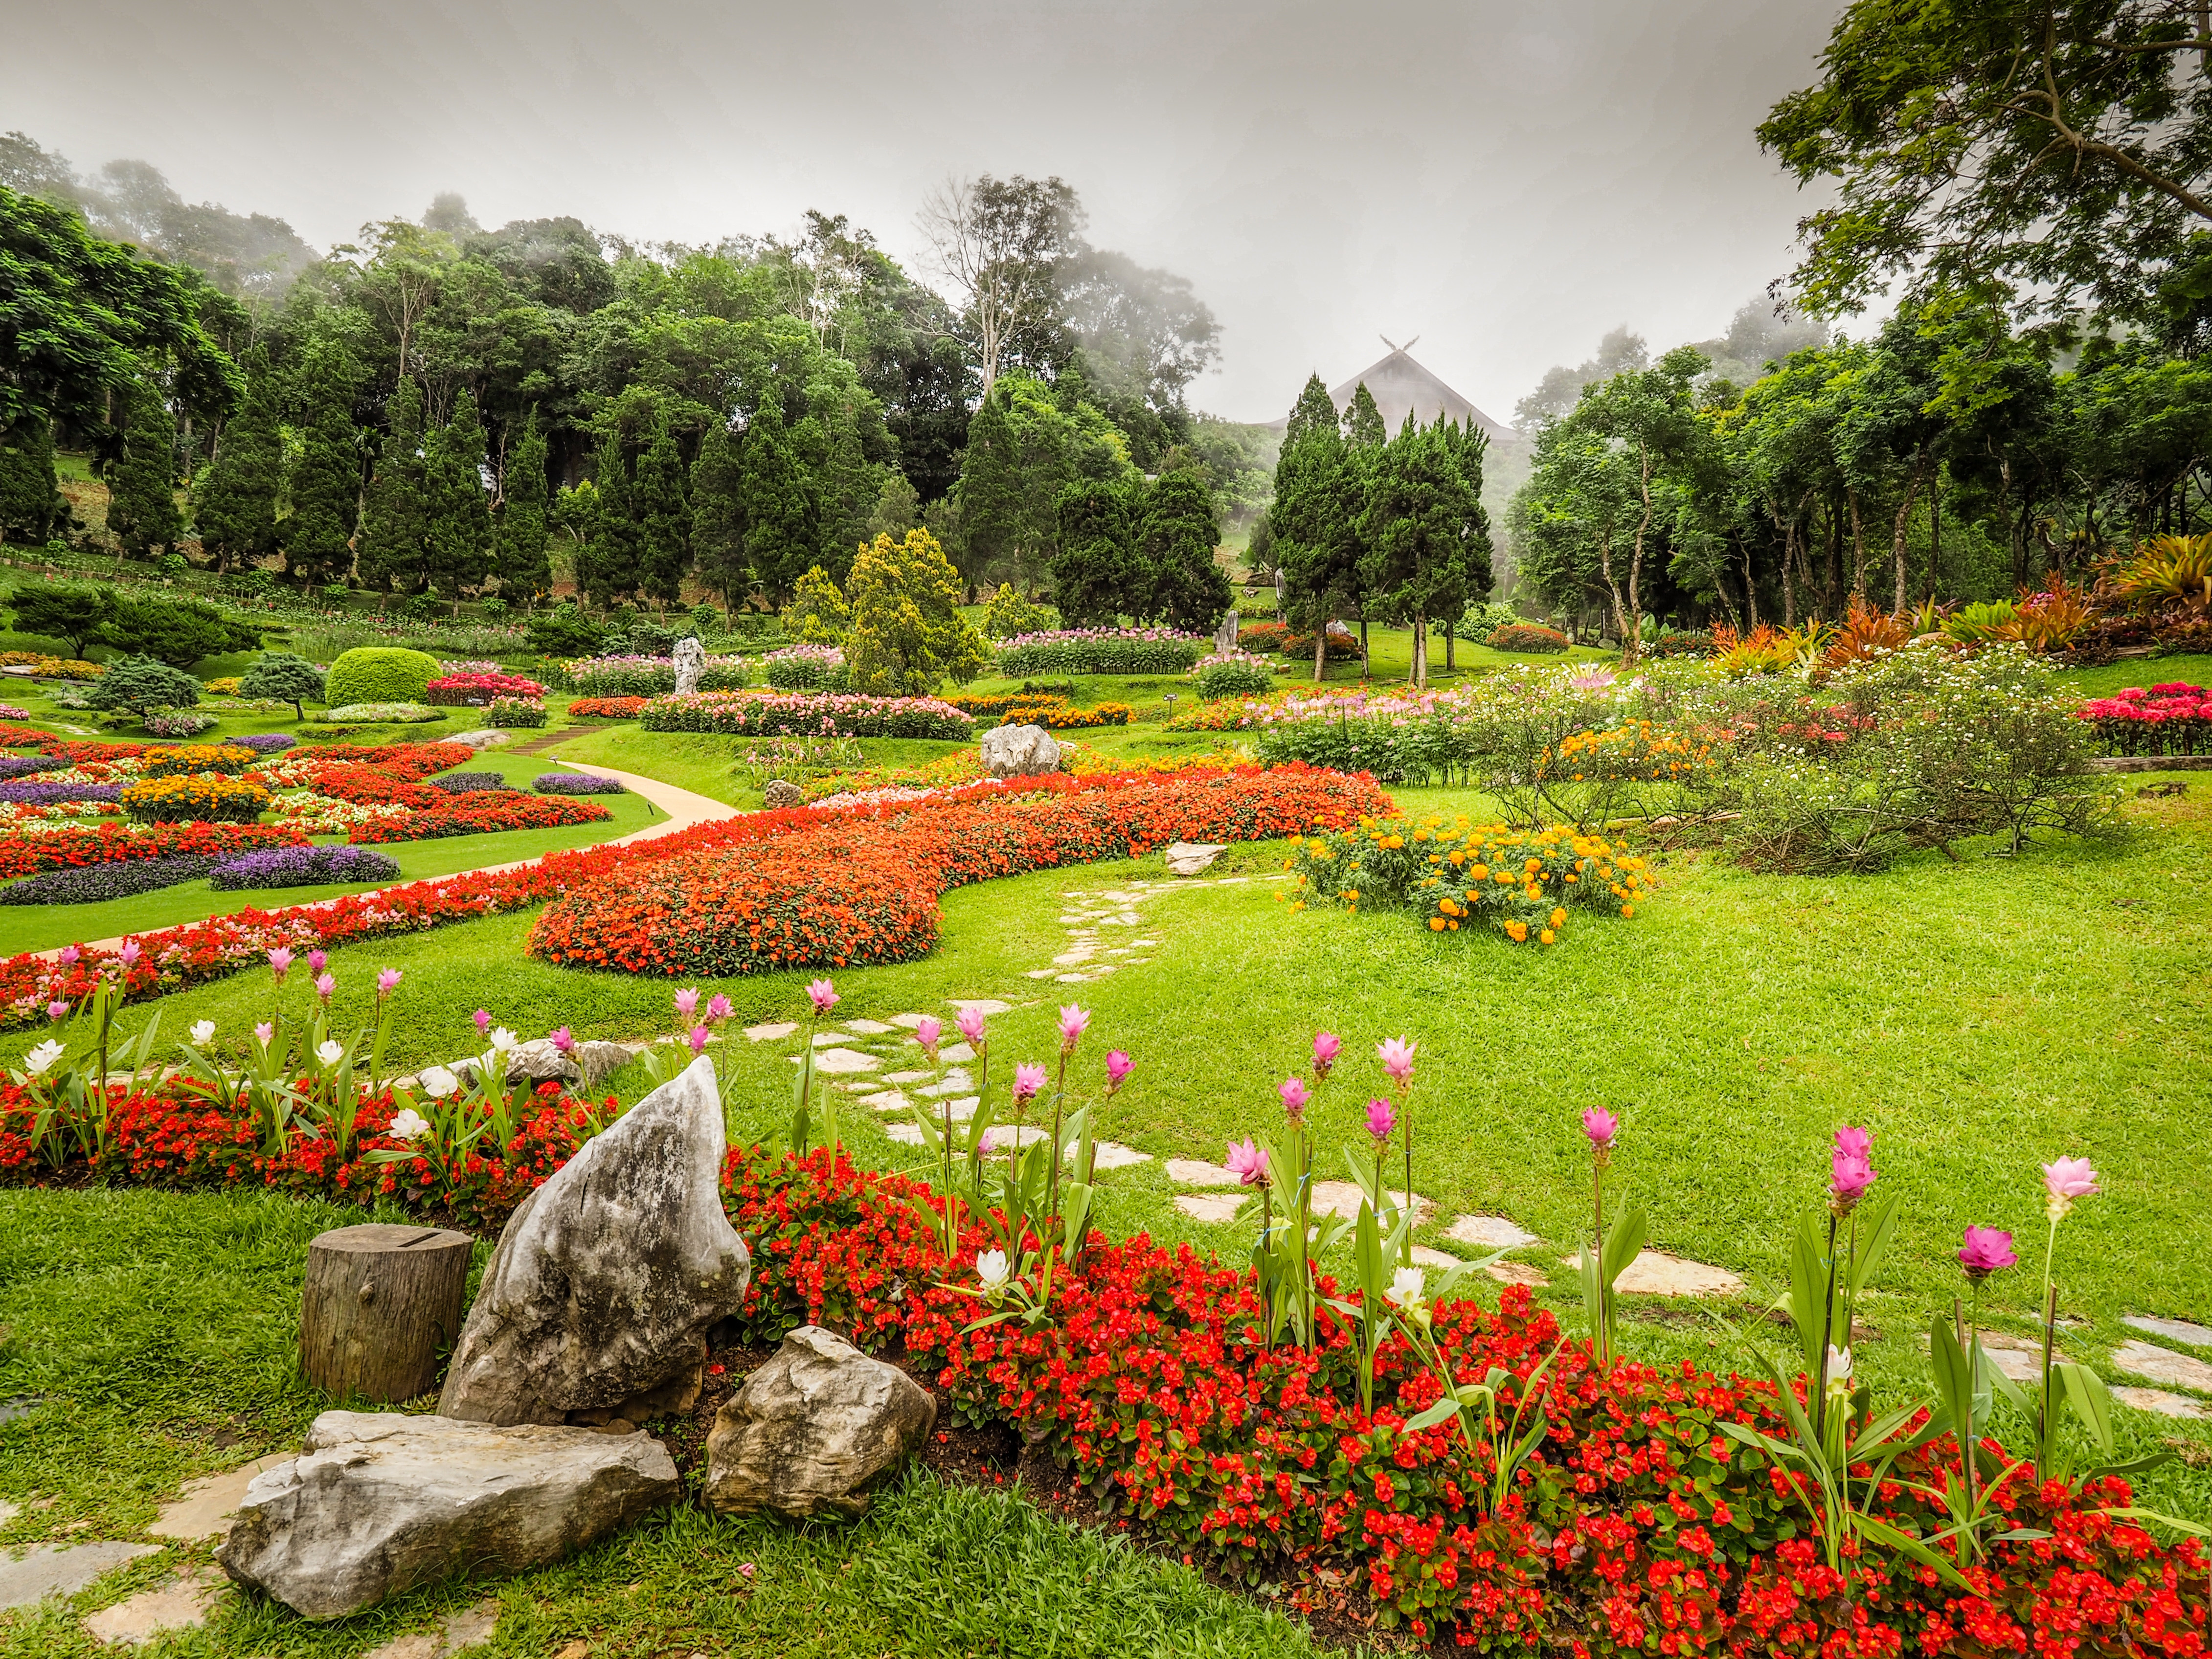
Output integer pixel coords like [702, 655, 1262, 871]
[915, 174, 1082, 393]
[102, 370, 183, 558]
[422, 388, 492, 596]
[190, 345, 281, 570]
[844, 527, 987, 694]
[689, 420, 747, 607]
[495, 407, 551, 598]
[1360, 417, 1492, 685]
[738, 396, 816, 600]
[1273, 379, 1361, 679]
[1134, 469, 1231, 632]
[284, 340, 361, 585]
[0, 414, 65, 545]
[577, 429, 636, 606]
[1343, 382, 1388, 450]
[632, 415, 691, 605]
[356, 377, 428, 593]
[1050, 477, 1137, 626]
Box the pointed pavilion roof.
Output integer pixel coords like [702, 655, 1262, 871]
[1269, 338, 1519, 443]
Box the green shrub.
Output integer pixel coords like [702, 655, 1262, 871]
[1458, 602, 1525, 646]
[87, 655, 202, 718]
[1192, 655, 1276, 699]
[1488, 623, 1571, 654]
[238, 651, 327, 718]
[980, 583, 1059, 640]
[325, 646, 441, 707]
[322, 701, 445, 723]
[525, 603, 605, 659]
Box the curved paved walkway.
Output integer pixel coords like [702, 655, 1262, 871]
[32, 759, 740, 961]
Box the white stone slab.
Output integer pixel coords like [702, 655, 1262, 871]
[0, 1500, 17, 1526]
[0, 1542, 161, 1609]
[1130, 938, 1159, 948]
[361, 1596, 501, 1659]
[982, 1125, 1050, 1152]
[83, 1571, 221, 1646]
[788, 1048, 880, 1074]
[937, 1042, 976, 1064]
[148, 1453, 293, 1539]
[1055, 972, 1098, 984]
[888, 1013, 928, 1029]
[884, 1123, 925, 1145]
[1165, 1158, 1241, 1186]
[860, 1091, 909, 1111]
[843, 1019, 897, 1035]
[1173, 1193, 1248, 1224]
[912, 1097, 979, 1123]
[917, 1073, 973, 1098]
[1024, 969, 1060, 979]
[949, 999, 1013, 1015]
[1447, 1214, 1540, 1251]
[1487, 1259, 1551, 1288]
[1410, 1246, 1461, 1269]
[1051, 948, 1097, 966]
[1309, 1181, 1431, 1225]
[2116, 1385, 2212, 1420]
[1560, 1249, 1745, 1298]
[1080, 1141, 1153, 1169]
[883, 1070, 932, 1085]
[810, 1032, 853, 1046]
[744, 1022, 798, 1042]
[2115, 1339, 2212, 1392]
[2125, 1314, 2212, 1348]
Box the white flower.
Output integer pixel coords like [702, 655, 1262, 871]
[490, 1027, 519, 1054]
[418, 1065, 459, 1099]
[1386, 1266, 1427, 1311]
[974, 1249, 1012, 1300]
[190, 1020, 216, 1046]
[1824, 1345, 1854, 1395]
[316, 1039, 345, 1068]
[388, 1108, 431, 1142]
[24, 1039, 66, 1078]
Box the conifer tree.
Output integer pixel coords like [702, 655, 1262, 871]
[494, 408, 551, 600]
[689, 420, 747, 608]
[1048, 477, 1135, 627]
[1344, 382, 1387, 449]
[0, 416, 65, 546]
[1135, 470, 1232, 632]
[191, 346, 282, 570]
[1283, 373, 1340, 448]
[1272, 378, 1358, 680]
[949, 387, 1022, 584]
[574, 431, 635, 607]
[285, 341, 362, 585]
[104, 371, 185, 559]
[422, 390, 492, 597]
[738, 396, 816, 600]
[846, 528, 987, 694]
[356, 377, 428, 594]
[632, 415, 691, 605]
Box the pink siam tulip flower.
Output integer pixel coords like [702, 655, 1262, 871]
[1834, 1125, 1873, 1161]
[1105, 1050, 1133, 1095]
[1279, 1076, 1311, 1122]
[807, 979, 839, 1014]
[706, 993, 732, 1023]
[377, 968, 402, 998]
[474, 1009, 492, 1035]
[549, 1027, 575, 1054]
[687, 1025, 711, 1055]
[1226, 1138, 1269, 1187]
[915, 1016, 942, 1060]
[675, 987, 700, 1019]
[307, 949, 327, 975]
[1058, 1004, 1090, 1053]
[254, 1022, 274, 1046]
[58, 945, 79, 966]
[118, 940, 140, 967]
[1377, 1036, 1417, 1084]
[956, 1006, 987, 1044]
[1830, 1125, 1876, 1214]
[1581, 1107, 1619, 1149]
[2042, 1156, 2099, 1220]
[1958, 1225, 2017, 1280]
[1312, 1031, 1341, 1080]
[46, 1001, 68, 1022]
[1365, 1097, 1396, 1142]
[314, 973, 336, 1004]
[1012, 1062, 1047, 1106]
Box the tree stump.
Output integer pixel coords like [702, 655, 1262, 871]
[300, 1224, 474, 1405]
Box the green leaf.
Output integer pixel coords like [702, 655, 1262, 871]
[1788, 1214, 1827, 1378]
[2056, 1362, 2118, 1460]
[1404, 1397, 1463, 1434]
[1856, 1513, 1976, 1593]
[1929, 1312, 1972, 1440]
[1847, 1188, 1901, 1300]
[1600, 1203, 1647, 1288]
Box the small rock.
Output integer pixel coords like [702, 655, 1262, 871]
[745, 1022, 798, 1042]
[1162, 841, 1226, 875]
[0, 1542, 161, 1610]
[1165, 1157, 1241, 1186]
[762, 779, 804, 809]
[83, 1571, 220, 1646]
[844, 1019, 897, 1035]
[2114, 1339, 2212, 1393]
[704, 1327, 935, 1520]
[1174, 1192, 1248, 1224]
[445, 730, 512, 751]
[219, 1413, 678, 1619]
[1447, 1214, 1540, 1251]
[979, 723, 1061, 779]
[936, 1042, 976, 1064]
[1082, 1141, 1153, 1169]
[148, 1453, 294, 1540]
[1309, 1181, 1432, 1225]
[2124, 1314, 2212, 1348]
[2115, 1386, 2211, 1419]
[948, 998, 1013, 1015]
[792, 1048, 880, 1075]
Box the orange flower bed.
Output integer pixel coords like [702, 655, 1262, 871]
[530, 763, 1387, 976]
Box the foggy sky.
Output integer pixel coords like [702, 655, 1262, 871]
[2, 0, 1839, 426]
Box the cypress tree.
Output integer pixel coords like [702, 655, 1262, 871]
[423, 389, 493, 596]
[689, 420, 747, 608]
[1048, 477, 1135, 628]
[738, 396, 816, 600]
[357, 378, 428, 594]
[576, 430, 636, 608]
[632, 415, 691, 605]
[950, 387, 1022, 584]
[1283, 373, 1339, 448]
[191, 346, 282, 571]
[1344, 382, 1387, 449]
[1135, 469, 1232, 632]
[285, 341, 362, 585]
[0, 415, 65, 546]
[104, 372, 185, 559]
[494, 408, 551, 600]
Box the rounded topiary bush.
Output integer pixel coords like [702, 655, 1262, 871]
[324, 647, 442, 708]
[1488, 623, 1571, 654]
[529, 835, 939, 976]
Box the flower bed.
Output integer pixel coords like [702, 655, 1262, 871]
[566, 695, 652, 720]
[348, 792, 613, 845]
[0, 853, 216, 906]
[322, 702, 445, 724]
[534, 772, 626, 795]
[639, 691, 975, 740]
[208, 844, 403, 890]
[427, 771, 511, 794]
[993, 628, 1210, 676]
[529, 765, 1389, 976]
[265, 791, 407, 835]
[2075, 683, 2211, 756]
[761, 643, 847, 691]
[141, 744, 252, 779]
[1190, 649, 1279, 699]
[144, 708, 221, 738]
[562, 653, 750, 697]
[1489, 623, 1573, 654]
[0, 782, 123, 805]
[424, 671, 545, 705]
[485, 696, 547, 728]
[0, 821, 304, 880]
[119, 775, 272, 826]
[0, 755, 68, 781]
[225, 733, 296, 755]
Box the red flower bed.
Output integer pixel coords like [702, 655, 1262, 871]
[0, 766, 1386, 1024]
[0, 820, 306, 879]
[2076, 684, 2212, 756]
[529, 764, 1385, 976]
[425, 671, 545, 705]
[348, 791, 613, 844]
[567, 696, 652, 719]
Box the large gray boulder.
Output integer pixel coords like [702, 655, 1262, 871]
[218, 1411, 677, 1619]
[979, 722, 1061, 779]
[437, 1054, 751, 1426]
[703, 1325, 936, 1520]
[445, 729, 512, 751]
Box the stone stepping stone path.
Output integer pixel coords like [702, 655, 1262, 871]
[745, 1021, 798, 1042]
[1174, 1192, 1247, 1224]
[1558, 1249, 1745, 1298]
[2124, 1314, 2212, 1347]
[1165, 1158, 1241, 1187]
[936, 1042, 977, 1064]
[361, 1596, 501, 1659]
[1309, 1181, 1431, 1225]
[1045, 886, 1182, 983]
[787, 1048, 880, 1074]
[2114, 1338, 2212, 1393]
[0, 1540, 161, 1610]
[1448, 1214, 1541, 1250]
[1974, 1330, 2054, 1383]
[147, 1453, 291, 1540]
[84, 1570, 221, 1646]
[2116, 1386, 2211, 1420]
[843, 1018, 897, 1036]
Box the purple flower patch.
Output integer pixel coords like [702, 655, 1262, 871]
[533, 772, 627, 795]
[0, 782, 124, 804]
[0, 854, 215, 906]
[0, 755, 67, 780]
[225, 733, 297, 754]
[428, 771, 512, 794]
[208, 844, 403, 890]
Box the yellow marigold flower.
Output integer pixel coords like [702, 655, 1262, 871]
[1551, 907, 1566, 928]
[1429, 916, 1446, 931]
[1564, 873, 1578, 883]
[1469, 862, 1487, 878]
[1621, 903, 1634, 917]
[1506, 920, 1528, 941]
[1448, 850, 1466, 866]
[1539, 929, 1556, 944]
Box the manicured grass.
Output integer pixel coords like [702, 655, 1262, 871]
[0, 1188, 1329, 1659]
[552, 725, 971, 808]
[2050, 651, 2212, 698]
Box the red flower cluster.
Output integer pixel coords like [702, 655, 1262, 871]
[348, 790, 612, 844]
[2076, 684, 2211, 756]
[425, 672, 545, 705]
[566, 696, 653, 719]
[0, 819, 305, 879]
[528, 764, 1385, 975]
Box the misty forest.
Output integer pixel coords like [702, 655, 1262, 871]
[4, 3, 2212, 1658]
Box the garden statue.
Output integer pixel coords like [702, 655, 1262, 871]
[673, 636, 706, 696]
[1214, 607, 1240, 657]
